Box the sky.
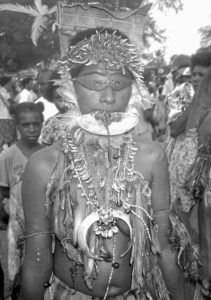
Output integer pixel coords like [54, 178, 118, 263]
[150, 0, 211, 62]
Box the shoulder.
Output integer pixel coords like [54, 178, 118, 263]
[28, 145, 61, 167]
[0, 144, 16, 160]
[135, 139, 168, 182]
[137, 138, 167, 162]
[24, 145, 62, 183]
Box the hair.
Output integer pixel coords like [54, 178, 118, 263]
[43, 71, 60, 102]
[0, 76, 12, 86]
[190, 51, 211, 71]
[70, 27, 130, 46]
[171, 54, 190, 70]
[37, 69, 60, 102]
[10, 102, 44, 124]
[21, 77, 33, 88]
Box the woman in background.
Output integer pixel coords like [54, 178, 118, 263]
[0, 102, 44, 299]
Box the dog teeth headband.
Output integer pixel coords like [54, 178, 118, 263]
[57, 30, 144, 80]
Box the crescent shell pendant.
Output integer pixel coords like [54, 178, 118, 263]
[77, 210, 132, 259]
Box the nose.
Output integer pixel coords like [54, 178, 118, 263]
[28, 124, 36, 132]
[100, 87, 116, 105]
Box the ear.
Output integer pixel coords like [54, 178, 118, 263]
[16, 126, 21, 138]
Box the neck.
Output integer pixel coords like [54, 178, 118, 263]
[16, 139, 41, 157]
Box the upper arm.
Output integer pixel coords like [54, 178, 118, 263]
[22, 151, 53, 265]
[21, 151, 56, 297]
[22, 153, 51, 235]
[137, 142, 170, 248]
[148, 144, 172, 250]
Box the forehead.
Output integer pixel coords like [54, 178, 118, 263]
[78, 62, 129, 76]
[18, 110, 41, 122]
[192, 65, 209, 75]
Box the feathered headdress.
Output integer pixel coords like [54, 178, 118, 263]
[57, 0, 152, 56]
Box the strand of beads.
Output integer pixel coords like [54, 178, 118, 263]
[103, 234, 117, 300]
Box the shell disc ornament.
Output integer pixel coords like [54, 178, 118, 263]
[76, 112, 138, 136]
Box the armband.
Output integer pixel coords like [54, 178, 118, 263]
[24, 231, 53, 240]
[153, 210, 170, 249]
[153, 209, 170, 216]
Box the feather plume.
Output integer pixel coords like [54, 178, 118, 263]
[31, 16, 48, 46]
[34, 0, 44, 12]
[0, 1, 57, 46]
[48, 6, 57, 15]
[0, 4, 39, 16]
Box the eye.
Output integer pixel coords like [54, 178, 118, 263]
[93, 79, 105, 89]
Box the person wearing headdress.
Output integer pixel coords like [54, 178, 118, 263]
[170, 49, 211, 138]
[20, 2, 186, 300]
[35, 70, 59, 123]
[14, 77, 37, 104]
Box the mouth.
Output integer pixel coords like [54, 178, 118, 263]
[27, 136, 38, 140]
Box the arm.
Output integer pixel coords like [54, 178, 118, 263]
[21, 153, 53, 300]
[150, 144, 185, 300]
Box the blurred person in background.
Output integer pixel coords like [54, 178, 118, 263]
[183, 67, 211, 298]
[35, 69, 59, 122]
[160, 54, 191, 102]
[166, 49, 211, 299]
[170, 50, 211, 138]
[0, 102, 44, 299]
[165, 67, 194, 128]
[14, 77, 37, 104]
[172, 67, 211, 299]
[0, 76, 16, 152]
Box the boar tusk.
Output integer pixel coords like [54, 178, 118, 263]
[77, 212, 102, 260]
[77, 210, 132, 259]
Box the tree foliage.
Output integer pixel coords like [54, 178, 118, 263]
[155, 0, 183, 13]
[0, 0, 183, 72]
[0, 0, 59, 72]
[199, 26, 211, 49]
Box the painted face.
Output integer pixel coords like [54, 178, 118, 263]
[73, 63, 132, 114]
[191, 65, 209, 92]
[17, 111, 43, 145]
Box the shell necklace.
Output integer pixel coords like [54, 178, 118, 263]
[63, 124, 138, 241]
